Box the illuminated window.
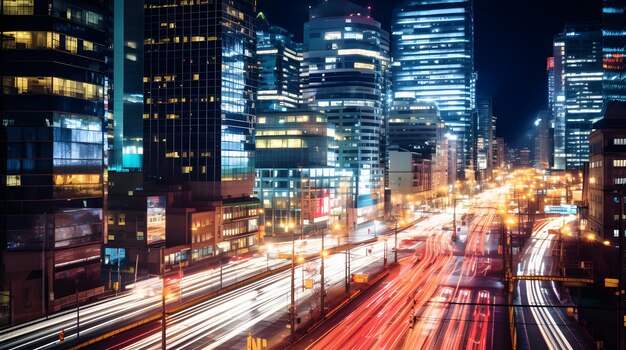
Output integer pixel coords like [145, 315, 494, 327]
[193, 74, 199, 80]
[83, 40, 94, 51]
[615, 138, 626, 145]
[108, 234, 115, 241]
[118, 214, 126, 226]
[614, 160, 626, 167]
[324, 32, 341, 40]
[354, 62, 374, 70]
[65, 36, 77, 53]
[182, 166, 193, 174]
[107, 216, 114, 225]
[2, 0, 33, 15]
[137, 231, 144, 240]
[6, 175, 21, 186]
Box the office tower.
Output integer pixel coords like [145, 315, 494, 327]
[144, 0, 259, 253]
[388, 98, 448, 203]
[254, 111, 337, 240]
[392, 0, 476, 179]
[257, 26, 302, 112]
[303, 0, 390, 226]
[551, 37, 567, 169]
[476, 96, 494, 181]
[108, 0, 143, 172]
[558, 23, 603, 169]
[588, 102, 626, 241]
[534, 110, 553, 170]
[602, 0, 626, 103]
[0, 0, 108, 325]
[494, 137, 506, 171]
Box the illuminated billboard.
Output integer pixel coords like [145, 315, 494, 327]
[312, 195, 330, 222]
[147, 196, 166, 244]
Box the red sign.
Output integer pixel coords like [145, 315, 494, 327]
[312, 195, 330, 219]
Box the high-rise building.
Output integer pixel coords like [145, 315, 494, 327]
[143, 0, 259, 253]
[303, 0, 390, 226]
[109, 0, 143, 172]
[254, 111, 338, 240]
[534, 110, 553, 170]
[388, 98, 448, 204]
[391, 0, 476, 179]
[588, 101, 626, 242]
[476, 96, 494, 181]
[558, 23, 603, 169]
[551, 37, 567, 170]
[602, 0, 626, 103]
[0, 0, 108, 325]
[257, 26, 302, 112]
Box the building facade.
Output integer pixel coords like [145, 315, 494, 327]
[558, 23, 603, 170]
[143, 0, 259, 254]
[534, 110, 553, 170]
[254, 110, 338, 240]
[476, 96, 494, 181]
[256, 26, 302, 112]
[0, 0, 108, 324]
[602, 0, 626, 103]
[303, 0, 389, 226]
[391, 0, 476, 179]
[551, 37, 567, 170]
[587, 101, 626, 255]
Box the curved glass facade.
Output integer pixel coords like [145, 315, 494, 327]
[303, 0, 389, 224]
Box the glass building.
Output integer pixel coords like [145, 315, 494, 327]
[550, 38, 567, 170]
[0, 0, 108, 325]
[303, 0, 389, 226]
[602, 0, 626, 103]
[108, 0, 143, 172]
[557, 23, 603, 169]
[391, 0, 476, 179]
[475, 96, 494, 180]
[254, 111, 338, 240]
[144, 0, 259, 252]
[257, 25, 302, 112]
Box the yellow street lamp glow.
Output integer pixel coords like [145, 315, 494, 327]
[297, 256, 304, 263]
[321, 250, 329, 258]
[603, 240, 611, 246]
[586, 233, 595, 241]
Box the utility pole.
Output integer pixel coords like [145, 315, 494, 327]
[290, 220, 296, 341]
[320, 225, 325, 318]
[618, 191, 625, 350]
[161, 246, 166, 350]
[394, 221, 398, 263]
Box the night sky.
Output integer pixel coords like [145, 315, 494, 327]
[258, 0, 602, 148]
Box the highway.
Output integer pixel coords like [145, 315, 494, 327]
[515, 216, 593, 350]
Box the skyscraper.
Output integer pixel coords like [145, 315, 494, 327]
[602, 0, 626, 103]
[257, 25, 302, 112]
[391, 0, 476, 179]
[551, 37, 567, 170]
[558, 23, 603, 169]
[303, 0, 389, 225]
[476, 96, 494, 180]
[143, 0, 259, 253]
[1, 0, 108, 324]
[108, 0, 144, 172]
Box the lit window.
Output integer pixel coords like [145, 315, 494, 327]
[2, 0, 34, 15]
[108, 234, 115, 241]
[615, 138, 626, 145]
[107, 215, 114, 225]
[193, 74, 199, 80]
[6, 175, 21, 186]
[65, 36, 77, 53]
[324, 32, 341, 40]
[614, 160, 626, 167]
[118, 214, 126, 226]
[83, 40, 95, 51]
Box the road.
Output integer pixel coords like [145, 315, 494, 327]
[297, 189, 510, 350]
[0, 212, 413, 350]
[515, 216, 594, 350]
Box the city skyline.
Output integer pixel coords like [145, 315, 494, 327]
[260, 0, 603, 148]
